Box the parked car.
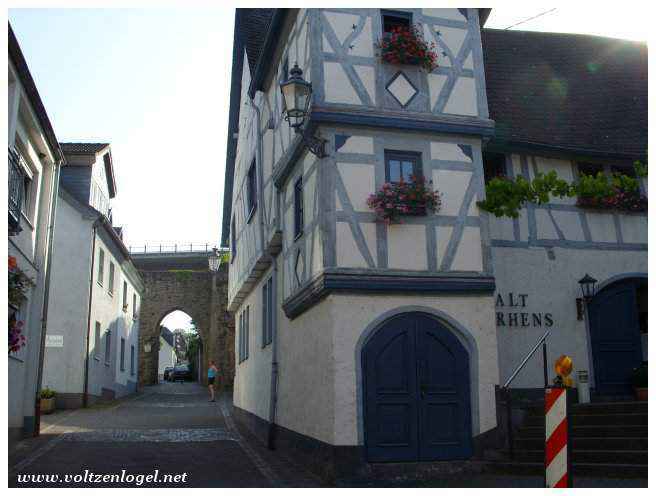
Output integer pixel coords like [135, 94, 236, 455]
[163, 367, 174, 382]
[172, 363, 192, 382]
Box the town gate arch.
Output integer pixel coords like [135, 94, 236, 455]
[131, 249, 234, 388]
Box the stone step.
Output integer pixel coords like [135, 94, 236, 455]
[513, 436, 648, 451]
[486, 461, 648, 479]
[507, 449, 647, 465]
[518, 424, 647, 438]
[523, 412, 647, 427]
[573, 401, 647, 414]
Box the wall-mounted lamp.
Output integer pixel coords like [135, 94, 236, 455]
[578, 273, 598, 301]
[280, 64, 327, 158]
[576, 273, 598, 320]
[208, 248, 221, 272]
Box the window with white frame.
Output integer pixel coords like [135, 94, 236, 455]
[97, 248, 105, 286]
[108, 262, 115, 295]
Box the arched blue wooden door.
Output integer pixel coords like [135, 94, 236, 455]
[363, 312, 472, 462]
[589, 279, 644, 395]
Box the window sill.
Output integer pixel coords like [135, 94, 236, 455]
[20, 211, 35, 230]
[246, 205, 257, 224]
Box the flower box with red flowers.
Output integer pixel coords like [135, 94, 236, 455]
[576, 187, 647, 213]
[367, 176, 441, 224]
[376, 25, 438, 72]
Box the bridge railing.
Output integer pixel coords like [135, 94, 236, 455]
[128, 243, 222, 254]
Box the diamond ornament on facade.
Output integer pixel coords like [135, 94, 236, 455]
[386, 71, 418, 108]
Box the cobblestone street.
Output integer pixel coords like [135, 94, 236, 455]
[8, 382, 320, 488]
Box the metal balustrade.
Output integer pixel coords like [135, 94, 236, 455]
[128, 243, 226, 254]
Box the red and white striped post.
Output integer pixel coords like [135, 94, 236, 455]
[545, 386, 571, 487]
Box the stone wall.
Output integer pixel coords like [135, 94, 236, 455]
[136, 263, 234, 389]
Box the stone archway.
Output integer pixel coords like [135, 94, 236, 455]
[132, 251, 234, 388]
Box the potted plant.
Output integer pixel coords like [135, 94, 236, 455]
[40, 387, 56, 414]
[376, 25, 438, 72]
[367, 175, 441, 224]
[631, 362, 647, 401]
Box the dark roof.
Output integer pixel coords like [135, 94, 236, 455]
[160, 327, 175, 348]
[8, 23, 63, 163]
[240, 8, 276, 73]
[60, 142, 117, 198]
[60, 142, 110, 154]
[482, 29, 647, 160]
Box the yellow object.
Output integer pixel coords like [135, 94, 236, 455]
[555, 355, 573, 377]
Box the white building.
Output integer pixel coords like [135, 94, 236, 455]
[223, 8, 646, 479]
[8, 25, 65, 442]
[158, 327, 177, 380]
[41, 143, 144, 408]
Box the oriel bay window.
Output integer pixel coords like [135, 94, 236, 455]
[384, 150, 422, 183]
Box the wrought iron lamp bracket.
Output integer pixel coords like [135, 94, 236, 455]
[295, 125, 327, 158]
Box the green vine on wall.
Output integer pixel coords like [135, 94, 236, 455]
[170, 270, 194, 282]
[477, 160, 647, 218]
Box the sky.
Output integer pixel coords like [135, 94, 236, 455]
[8, 6, 647, 252]
[9, 8, 235, 250]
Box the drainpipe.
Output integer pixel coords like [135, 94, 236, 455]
[33, 157, 62, 436]
[82, 219, 101, 407]
[249, 93, 280, 449]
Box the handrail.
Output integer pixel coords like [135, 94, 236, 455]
[503, 329, 550, 389]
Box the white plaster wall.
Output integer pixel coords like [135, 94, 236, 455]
[8, 59, 60, 435]
[493, 246, 647, 389]
[387, 224, 427, 271]
[236, 290, 498, 447]
[232, 266, 274, 422]
[276, 295, 336, 445]
[42, 196, 93, 394]
[158, 339, 176, 376]
[87, 232, 141, 396]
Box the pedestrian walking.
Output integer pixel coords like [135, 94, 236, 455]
[208, 360, 219, 402]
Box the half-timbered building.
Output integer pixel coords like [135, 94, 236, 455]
[221, 8, 647, 479]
